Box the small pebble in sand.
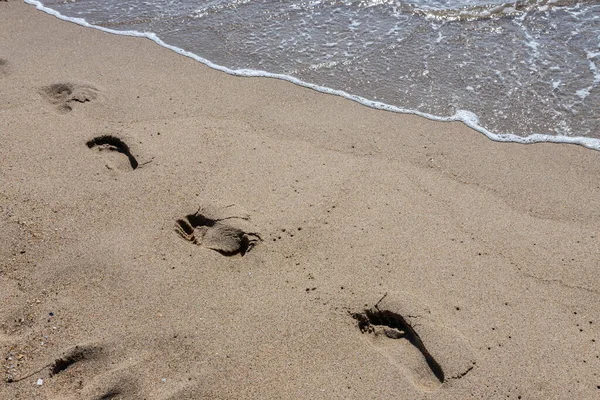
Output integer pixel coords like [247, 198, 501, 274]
[36, 378, 43, 386]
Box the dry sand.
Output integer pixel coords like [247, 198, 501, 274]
[1, 1, 599, 399]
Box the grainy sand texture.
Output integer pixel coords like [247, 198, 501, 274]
[1, 1, 599, 399]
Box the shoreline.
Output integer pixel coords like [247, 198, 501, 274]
[24, 0, 600, 152]
[2, 1, 599, 399]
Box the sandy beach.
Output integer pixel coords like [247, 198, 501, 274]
[1, 1, 599, 399]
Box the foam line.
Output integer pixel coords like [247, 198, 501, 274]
[24, 0, 600, 151]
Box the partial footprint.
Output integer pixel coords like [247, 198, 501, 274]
[351, 293, 475, 391]
[175, 204, 261, 256]
[49, 345, 103, 377]
[3, 344, 103, 386]
[0, 58, 9, 76]
[86, 378, 139, 400]
[40, 82, 98, 113]
[86, 135, 139, 171]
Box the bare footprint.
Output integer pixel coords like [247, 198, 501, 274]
[40, 82, 98, 113]
[353, 308, 444, 390]
[351, 293, 475, 391]
[175, 204, 261, 256]
[86, 135, 139, 171]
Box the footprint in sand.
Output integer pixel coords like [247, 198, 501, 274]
[49, 345, 141, 400]
[351, 293, 475, 391]
[48, 345, 103, 378]
[0, 58, 10, 76]
[40, 82, 98, 113]
[175, 204, 262, 256]
[4, 343, 141, 399]
[352, 308, 445, 390]
[86, 135, 139, 171]
[3, 344, 102, 384]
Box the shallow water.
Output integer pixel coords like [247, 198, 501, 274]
[29, 0, 600, 148]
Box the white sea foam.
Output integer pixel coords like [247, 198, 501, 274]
[24, 0, 600, 151]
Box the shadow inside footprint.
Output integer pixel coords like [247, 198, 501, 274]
[88, 378, 138, 400]
[50, 345, 103, 377]
[41, 82, 98, 113]
[95, 389, 123, 400]
[86, 135, 139, 170]
[176, 207, 261, 256]
[352, 307, 445, 385]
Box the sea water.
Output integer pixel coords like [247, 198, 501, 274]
[26, 0, 600, 149]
